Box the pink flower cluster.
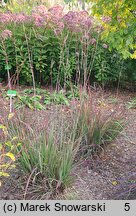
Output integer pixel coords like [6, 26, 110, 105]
[90, 38, 96, 45]
[31, 13, 45, 27]
[0, 5, 96, 34]
[32, 5, 48, 14]
[31, 4, 64, 32]
[0, 5, 105, 40]
[63, 10, 94, 32]
[47, 5, 64, 35]
[1, 29, 12, 40]
[0, 12, 13, 23]
[48, 5, 64, 18]
[13, 13, 30, 23]
[0, 12, 30, 24]
[31, 4, 50, 27]
[102, 44, 108, 49]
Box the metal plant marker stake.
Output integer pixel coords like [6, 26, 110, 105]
[7, 90, 17, 113]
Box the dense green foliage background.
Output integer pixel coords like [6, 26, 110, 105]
[0, 3, 135, 88]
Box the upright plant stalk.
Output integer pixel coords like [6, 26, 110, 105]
[80, 30, 89, 89]
[50, 59, 55, 89]
[1, 40, 11, 89]
[57, 44, 63, 90]
[23, 24, 36, 95]
[64, 46, 70, 90]
[116, 60, 124, 96]
[57, 33, 68, 90]
[75, 33, 81, 85]
[83, 34, 88, 88]
[12, 34, 21, 86]
[86, 33, 100, 84]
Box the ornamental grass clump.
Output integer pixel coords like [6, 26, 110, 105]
[73, 94, 124, 157]
[5, 109, 81, 199]
[1, 91, 124, 198]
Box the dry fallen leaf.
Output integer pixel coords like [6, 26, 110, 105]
[112, 181, 118, 186]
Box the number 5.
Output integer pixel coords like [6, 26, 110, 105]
[124, 203, 130, 211]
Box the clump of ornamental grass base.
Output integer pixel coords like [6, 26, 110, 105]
[72, 93, 124, 159]
[4, 107, 81, 199]
[2, 92, 124, 199]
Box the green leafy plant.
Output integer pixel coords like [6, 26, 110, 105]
[1, 4, 134, 89]
[15, 95, 45, 110]
[44, 91, 69, 106]
[23, 88, 48, 95]
[65, 85, 80, 100]
[93, 47, 124, 86]
[107, 96, 118, 104]
[127, 98, 136, 109]
[91, 0, 136, 59]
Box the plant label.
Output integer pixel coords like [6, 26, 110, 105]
[7, 90, 17, 113]
[7, 90, 17, 97]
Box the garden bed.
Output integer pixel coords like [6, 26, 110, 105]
[0, 87, 135, 200]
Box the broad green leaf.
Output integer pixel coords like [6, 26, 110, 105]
[5, 65, 12, 70]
